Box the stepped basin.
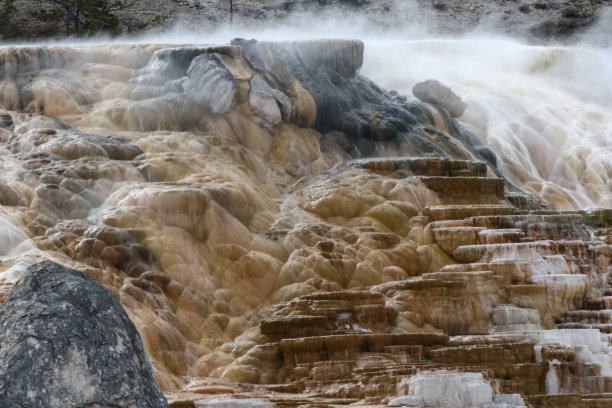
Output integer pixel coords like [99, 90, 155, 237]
[470, 214, 589, 241]
[430, 343, 536, 365]
[453, 241, 558, 264]
[492, 305, 542, 333]
[418, 177, 505, 203]
[430, 219, 474, 229]
[478, 228, 525, 244]
[586, 297, 612, 310]
[432, 227, 486, 255]
[530, 275, 589, 317]
[560, 310, 612, 325]
[557, 323, 612, 334]
[347, 157, 487, 177]
[537, 329, 607, 354]
[424, 205, 515, 221]
[278, 333, 449, 367]
[421, 271, 494, 282]
[525, 256, 574, 276]
[440, 261, 530, 283]
[261, 316, 330, 341]
[390, 371, 502, 408]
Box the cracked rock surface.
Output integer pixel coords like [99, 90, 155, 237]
[0, 261, 168, 408]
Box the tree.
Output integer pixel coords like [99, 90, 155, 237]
[0, 0, 20, 39]
[34, 0, 136, 36]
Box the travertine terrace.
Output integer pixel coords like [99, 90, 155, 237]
[0, 39, 610, 407]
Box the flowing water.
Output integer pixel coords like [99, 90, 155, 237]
[363, 39, 612, 208]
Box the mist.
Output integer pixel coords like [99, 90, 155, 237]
[120, 1, 611, 208]
[2, 2, 611, 208]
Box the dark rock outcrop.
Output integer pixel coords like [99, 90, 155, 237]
[234, 39, 423, 142]
[0, 261, 168, 408]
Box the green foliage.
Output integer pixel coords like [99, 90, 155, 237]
[150, 13, 169, 28]
[34, 0, 134, 37]
[0, 0, 21, 39]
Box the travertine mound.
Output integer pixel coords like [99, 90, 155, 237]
[0, 39, 610, 408]
[0, 261, 168, 407]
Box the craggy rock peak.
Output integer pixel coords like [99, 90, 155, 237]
[0, 261, 168, 407]
[0, 38, 609, 408]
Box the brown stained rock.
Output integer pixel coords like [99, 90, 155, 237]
[169, 401, 196, 408]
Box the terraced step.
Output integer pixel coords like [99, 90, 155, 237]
[453, 240, 590, 264]
[471, 214, 590, 241]
[441, 261, 530, 283]
[424, 205, 515, 221]
[557, 323, 612, 333]
[420, 270, 494, 281]
[348, 157, 487, 177]
[429, 343, 536, 365]
[278, 333, 449, 366]
[558, 310, 612, 324]
[479, 228, 525, 244]
[432, 226, 487, 254]
[527, 393, 612, 408]
[582, 393, 612, 408]
[585, 297, 612, 310]
[453, 241, 557, 263]
[418, 176, 505, 203]
[433, 226, 527, 256]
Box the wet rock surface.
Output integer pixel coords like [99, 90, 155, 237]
[0, 261, 168, 407]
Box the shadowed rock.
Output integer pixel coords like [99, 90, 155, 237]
[0, 261, 168, 408]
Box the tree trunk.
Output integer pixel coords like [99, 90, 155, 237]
[64, 3, 72, 34]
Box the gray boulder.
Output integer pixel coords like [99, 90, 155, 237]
[249, 75, 286, 128]
[412, 79, 467, 118]
[182, 53, 238, 115]
[0, 261, 168, 408]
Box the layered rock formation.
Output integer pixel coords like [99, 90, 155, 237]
[0, 39, 609, 408]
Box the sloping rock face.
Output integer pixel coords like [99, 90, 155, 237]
[0, 261, 168, 408]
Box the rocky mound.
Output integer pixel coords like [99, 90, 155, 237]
[0, 261, 168, 408]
